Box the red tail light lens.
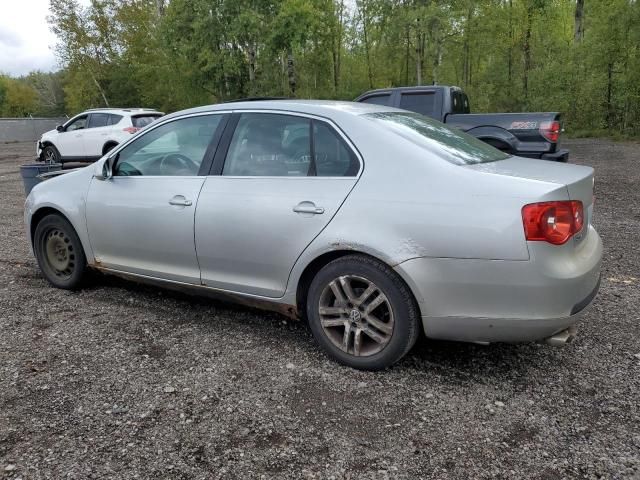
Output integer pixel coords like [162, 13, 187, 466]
[123, 126, 140, 134]
[540, 120, 561, 143]
[522, 201, 584, 245]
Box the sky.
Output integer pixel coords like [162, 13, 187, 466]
[0, 0, 90, 77]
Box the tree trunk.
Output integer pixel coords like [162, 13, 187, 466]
[332, 0, 344, 94]
[574, 0, 585, 43]
[523, 9, 532, 107]
[248, 44, 256, 94]
[416, 33, 423, 85]
[405, 28, 410, 85]
[508, 0, 513, 85]
[287, 48, 296, 96]
[433, 28, 443, 85]
[361, 1, 374, 89]
[89, 71, 109, 107]
[462, 6, 473, 87]
[606, 62, 613, 128]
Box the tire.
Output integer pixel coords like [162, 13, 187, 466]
[33, 214, 87, 289]
[306, 255, 420, 370]
[42, 145, 61, 164]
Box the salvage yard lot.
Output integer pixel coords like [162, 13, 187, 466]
[0, 139, 639, 479]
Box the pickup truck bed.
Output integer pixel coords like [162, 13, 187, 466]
[355, 86, 569, 162]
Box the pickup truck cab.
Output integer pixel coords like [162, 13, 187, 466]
[355, 86, 569, 162]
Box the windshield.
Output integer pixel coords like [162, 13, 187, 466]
[364, 112, 510, 165]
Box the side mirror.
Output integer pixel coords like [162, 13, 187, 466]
[95, 153, 118, 181]
[56, 125, 64, 132]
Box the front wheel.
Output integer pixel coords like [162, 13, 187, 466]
[306, 255, 420, 370]
[33, 214, 87, 289]
[42, 145, 61, 164]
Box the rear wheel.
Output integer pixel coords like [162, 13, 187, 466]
[306, 255, 420, 370]
[33, 214, 87, 289]
[42, 145, 60, 164]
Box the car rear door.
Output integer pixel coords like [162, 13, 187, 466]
[194, 111, 361, 298]
[85, 113, 228, 284]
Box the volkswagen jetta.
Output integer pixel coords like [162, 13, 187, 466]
[24, 100, 602, 370]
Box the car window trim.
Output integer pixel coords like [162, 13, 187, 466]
[212, 109, 363, 179]
[108, 112, 230, 177]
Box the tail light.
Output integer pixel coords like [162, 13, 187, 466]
[522, 201, 584, 245]
[123, 126, 140, 134]
[540, 120, 561, 143]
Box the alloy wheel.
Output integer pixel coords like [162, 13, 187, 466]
[318, 275, 395, 357]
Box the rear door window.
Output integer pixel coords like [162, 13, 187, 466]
[132, 115, 162, 128]
[88, 113, 109, 128]
[223, 113, 312, 177]
[360, 94, 391, 106]
[399, 92, 436, 117]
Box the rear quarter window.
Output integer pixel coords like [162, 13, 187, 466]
[365, 112, 509, 165]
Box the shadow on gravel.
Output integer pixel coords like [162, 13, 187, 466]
[76, 271, 550, 383]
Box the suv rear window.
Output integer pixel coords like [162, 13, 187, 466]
[364, 112, 509, 165]
[132, 115, 162, 128]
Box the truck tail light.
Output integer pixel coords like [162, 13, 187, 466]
[123, 127, 140, 134]
[540, 120, 561, 143]
[522, 201, 584, 245]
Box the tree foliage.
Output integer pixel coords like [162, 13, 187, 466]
[4, 0, 638, 136]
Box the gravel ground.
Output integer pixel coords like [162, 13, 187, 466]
[0, 139, 639, 479]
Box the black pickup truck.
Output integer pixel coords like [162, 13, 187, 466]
[355, 86, 569, 162]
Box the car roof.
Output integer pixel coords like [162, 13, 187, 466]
[162, 100, 402, 122]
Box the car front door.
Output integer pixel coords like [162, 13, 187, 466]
[195, 112, 361, 298]
[56, 115, 88, 157]
[85, 113, 228, 284]
[82, 113, 111, 158]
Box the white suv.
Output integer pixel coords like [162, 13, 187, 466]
[37, 108, 164, 164]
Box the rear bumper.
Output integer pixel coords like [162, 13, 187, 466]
[394, 225, 602, 344]
[518, 149, 569, 162]
[541, 148, 569, 162]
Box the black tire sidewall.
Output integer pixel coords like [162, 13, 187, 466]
[43, 145, 60, 164]
[34, 214, 86, 289]
[307, 256, 418, 370]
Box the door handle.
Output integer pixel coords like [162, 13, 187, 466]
[293, 201, 324, 215]
[169, 195, 192, 207]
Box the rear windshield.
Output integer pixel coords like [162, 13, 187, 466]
[364, 112, 509, 165]
[132, 114, 162, 128]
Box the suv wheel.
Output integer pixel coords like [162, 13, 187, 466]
[42, 145, 60, 164]
[306, 255, 420, 370]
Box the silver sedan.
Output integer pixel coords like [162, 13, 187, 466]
[24, 100, 602, 370]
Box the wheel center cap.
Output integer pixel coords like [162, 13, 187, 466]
[349, 309, 361, 323]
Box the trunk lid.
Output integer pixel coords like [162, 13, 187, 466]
[466, 156, 595, 231]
